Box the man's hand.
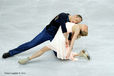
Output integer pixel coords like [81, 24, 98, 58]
[65, 38, 69, 48]
[63, 32, 69, 47]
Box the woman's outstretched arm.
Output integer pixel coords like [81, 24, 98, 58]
[66, 25, 80, 58]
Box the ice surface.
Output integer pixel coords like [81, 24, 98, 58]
[0, 0, 114, 76]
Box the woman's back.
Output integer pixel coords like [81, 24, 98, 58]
[66, 22, 75, 33]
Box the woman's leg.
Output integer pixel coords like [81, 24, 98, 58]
[69, 52, 79, 61]
[29, 46, 51, 60]
[72, 52, 79, 57]
[18, 46, 51, 64]
[73, 50, 90, 60]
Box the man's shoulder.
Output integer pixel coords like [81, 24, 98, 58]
[59, 12, 70, 16]
[58, 12, 70, 19]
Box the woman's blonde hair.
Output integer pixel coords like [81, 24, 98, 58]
[72, 24, 88, 37]
[80, 30, 88, 36]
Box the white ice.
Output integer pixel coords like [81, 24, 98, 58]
[0, 0, 114, 76]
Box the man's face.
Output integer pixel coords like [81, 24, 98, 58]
[70, 15, 82, 24]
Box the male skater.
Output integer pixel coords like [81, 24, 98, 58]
[2, 12, 82, 59]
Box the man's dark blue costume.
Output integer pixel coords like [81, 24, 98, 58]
[9, 12, 70, 57]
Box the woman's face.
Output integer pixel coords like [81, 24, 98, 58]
[81, 25, 88, 33]
[80, 24, 88, 36]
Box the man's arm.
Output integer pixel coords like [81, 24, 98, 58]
[56, 13, 68, 33]
[56, 13, 69, 44]
[68, 33, 73, 46]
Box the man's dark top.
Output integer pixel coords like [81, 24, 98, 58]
[46, 12, 70, 36]
[46, 12, 71, 57]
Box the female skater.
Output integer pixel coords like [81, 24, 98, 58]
[18, 22, 89, 64]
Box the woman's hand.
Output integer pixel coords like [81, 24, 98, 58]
[66, 47, 72, 59]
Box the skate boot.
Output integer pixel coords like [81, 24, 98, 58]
[79, 50, 90, 60]
[18, 57, 30, 64]
[2, 52, 11, 59]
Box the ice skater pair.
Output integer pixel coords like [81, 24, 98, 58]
[2, 12, 90, 64]
[18, 22, 90, 64]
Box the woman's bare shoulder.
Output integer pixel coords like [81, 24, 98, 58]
[72, 24, 80, 32]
